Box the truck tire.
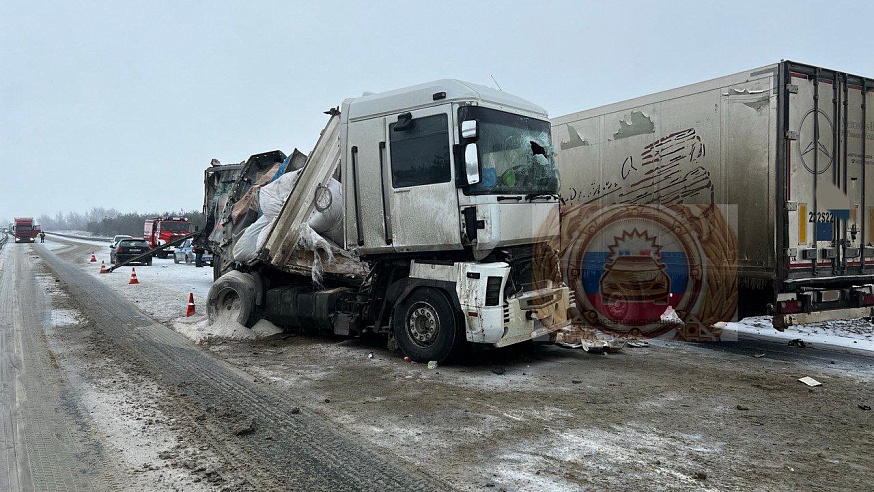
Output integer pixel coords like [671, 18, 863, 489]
[207, 270, 259, 328]
[392, 287, 464, 363]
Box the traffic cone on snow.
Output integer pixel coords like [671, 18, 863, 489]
[186, 293, 195, 317]
[129, 268, 139, 284]
[99, 261, 109, 274]
[90, 252, 97, 262]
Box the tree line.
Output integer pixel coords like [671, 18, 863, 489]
[32, 207, 206, 237]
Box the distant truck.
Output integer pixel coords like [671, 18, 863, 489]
[552, 60, 873, 333]
[207, 80, 571, 362]
[13, 217, 40, 243]
[144, 216, 192, 258]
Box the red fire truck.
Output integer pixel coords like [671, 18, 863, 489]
[144, 216, 192, 258]
[13, 217, 40, 243]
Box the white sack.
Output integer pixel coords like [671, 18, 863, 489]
[259, 170, 302, 219]
[232, 214, 272, 262]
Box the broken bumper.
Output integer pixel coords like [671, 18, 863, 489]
[465, 286, 571, 347]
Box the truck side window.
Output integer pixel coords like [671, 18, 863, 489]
[389, 114, 451, 188]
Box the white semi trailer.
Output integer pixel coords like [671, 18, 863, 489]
[207, 80, 571, 362]
[552, 60, 873, 332]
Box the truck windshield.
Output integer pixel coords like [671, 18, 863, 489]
[160, 222, 190, 232]
[460, 106, 559, 196]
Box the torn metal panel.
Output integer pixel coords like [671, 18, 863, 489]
[261, 114, 342, 268]
[612, 111, 655, 140]
[560, 124, 590, 150]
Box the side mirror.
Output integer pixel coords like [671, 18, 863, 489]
[461, 120, 477, 139]
[464, 143, 480, 185]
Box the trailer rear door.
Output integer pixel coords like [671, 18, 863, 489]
[785, 62, 873, 278]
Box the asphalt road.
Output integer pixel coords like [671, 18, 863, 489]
[1, 237, 454, 491]
[0, 239, 123, 491]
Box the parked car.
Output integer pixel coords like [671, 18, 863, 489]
[109, 234, 133, 250]
[174, 238, 212, 265]
[110, 239, 152, 265]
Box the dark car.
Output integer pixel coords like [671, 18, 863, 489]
[110, 239, 153, 265]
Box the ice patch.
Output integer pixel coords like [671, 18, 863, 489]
[51, 308, 82, 327]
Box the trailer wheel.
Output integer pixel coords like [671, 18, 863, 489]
[207, 270, 259, 328]
[393, 287, 463, 363]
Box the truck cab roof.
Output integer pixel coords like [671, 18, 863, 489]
[343, 79, 548, 121]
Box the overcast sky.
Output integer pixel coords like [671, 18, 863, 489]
[2, 0, 872, 222]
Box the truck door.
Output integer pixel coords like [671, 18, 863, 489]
[786, 65, 872, 276]
[385, 107, 462, 252]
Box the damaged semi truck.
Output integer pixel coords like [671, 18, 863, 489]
[207, 80, 571, 362]
[552, 61, 873, 333]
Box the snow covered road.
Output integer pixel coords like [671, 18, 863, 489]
[6, 233, 874, 491]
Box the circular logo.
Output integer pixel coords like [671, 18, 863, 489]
[562, 204, 706, 337]
[798, 109, 834, 175]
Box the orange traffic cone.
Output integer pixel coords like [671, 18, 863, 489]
[186, 293, 195, 317]
[129, 268, 139, 284]
[90, 252, 97, 262]
[99, 261, 109, 274]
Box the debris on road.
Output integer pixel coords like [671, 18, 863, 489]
[798, 376, 822, 387]
[858, 404, 871, 411]
[753, 353, 766, 358]
[427, 361, 438, 369]
[788, 339, 807, 348]
[554, 327, 625, 353]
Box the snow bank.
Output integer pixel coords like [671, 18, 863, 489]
[727, 316, 874, 354]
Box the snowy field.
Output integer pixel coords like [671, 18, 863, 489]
[46, 235, 283, 343]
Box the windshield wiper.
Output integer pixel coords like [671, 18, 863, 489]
[524, 193, 560, 202]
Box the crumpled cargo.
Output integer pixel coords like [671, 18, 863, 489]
[230, 162, 281, 224]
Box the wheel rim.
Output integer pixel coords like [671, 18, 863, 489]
[217, 289, 241, 321]
[406, 301, 440, 347]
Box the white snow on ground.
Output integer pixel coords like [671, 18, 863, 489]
[34, 273, 84, 327]
[171, 317, 282, 344]
[50, 308, 82, 327]
[726, 316, 874, 354]
[55, 235, 283, 342]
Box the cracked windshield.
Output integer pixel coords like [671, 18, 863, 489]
[463, 107, 559, 195]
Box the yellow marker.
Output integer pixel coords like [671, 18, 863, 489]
[799, 204, 807, 244]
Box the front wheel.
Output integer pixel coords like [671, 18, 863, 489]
[392, 287, 464, 363]
[173, 255, 180, 264]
